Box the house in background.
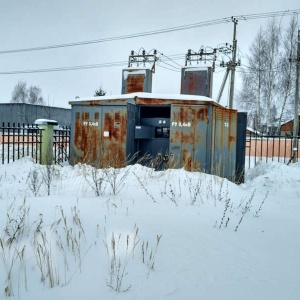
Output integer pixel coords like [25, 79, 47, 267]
[280, 116, 300, 136]
[246, 127, 261, 136]
[0, 103, 71, 126]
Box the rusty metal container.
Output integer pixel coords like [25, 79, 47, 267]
[121, 68, 152, 94]
[180, 66, 213, 97]
[69, 93, 238, 181]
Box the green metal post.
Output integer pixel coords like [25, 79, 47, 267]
[35, 119, 58, 165]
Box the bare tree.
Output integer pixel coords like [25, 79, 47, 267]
[28, 85, 45, 105]
[237, 27, 266, 131]
[11, 81, 45, 105]
[11, 80, 28, 103]
[237, 17, 297, 133]
[263, 18, 281, 133]
[277, 16, 298, 128]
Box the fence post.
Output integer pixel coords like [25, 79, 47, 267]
[35, 119, 58, 165]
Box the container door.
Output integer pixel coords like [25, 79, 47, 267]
[169, 104, 209, 171]
[213, 107, 228, 177]
[213, 107, 237, 180]
[228, 110, 238, 181]
[71, 106, 102, 167]
[101, 106, 127, 168]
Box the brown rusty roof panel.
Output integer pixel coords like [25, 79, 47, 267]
[69, 93, 229, 109]
[69, 98, 129, 106]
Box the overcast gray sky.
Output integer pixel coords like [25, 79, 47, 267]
[0, 0, 299, 108]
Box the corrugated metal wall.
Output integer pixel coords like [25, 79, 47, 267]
[0, 103, 71, 126]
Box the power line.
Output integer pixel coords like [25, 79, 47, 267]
[156, 63, 181, 73]
[156, 50, 184, 68]
[1, 9, 299, 55]
[234, 9, 300, 21]
[0, 52, 187, 75]
[0, 61, 127, 75]
[0, 19, 231, 55]
[157, 60, 182, 71]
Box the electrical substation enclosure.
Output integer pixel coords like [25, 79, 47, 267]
[69, 63, 247, 182]
[69, 92, 240, 182]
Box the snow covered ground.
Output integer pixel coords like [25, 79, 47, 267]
[0, 158, 299, 300]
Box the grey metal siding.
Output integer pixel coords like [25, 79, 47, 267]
[0, 103, 71, 126]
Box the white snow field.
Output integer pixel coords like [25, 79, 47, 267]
[0, 157, 299, 300]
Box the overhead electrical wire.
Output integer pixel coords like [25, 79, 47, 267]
[157, 61, 181, 72]
[233, 9, 300, 21]
[0, 19, 232, 55]
[0, 9, 299, 55]
[156, 63, 181, 73]
[0, 53, 187, 75]
[156, 50, 184, 68]
[0, 61, 127, 75]
[1, 8, 298, 76]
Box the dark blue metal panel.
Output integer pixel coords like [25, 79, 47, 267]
[236, 112, 247, 183]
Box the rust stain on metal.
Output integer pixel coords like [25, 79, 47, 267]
[103, 143, 126, 168]
[103, 111, 126, 142]
[86, 100, 101, 106]
[180, 69, 212, 97]
[86, 99, 128, 106]
[229, 136, 236, 142]
[125, 74, 145, 93]
[74, 111, 101, 166]
[197, 106, 208, 122]
[228, 110, 236, 144]
[136, 98, 217, 106]
[102, 109, 127, 168]
[182, 148, 192, 171]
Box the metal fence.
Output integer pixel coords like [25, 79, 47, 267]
[246, 133, 300, 168]
[53, 127, 71, 164]
[0, 123, 70, 164]
[1, 123, 299, 169]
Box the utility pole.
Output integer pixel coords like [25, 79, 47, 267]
[292, 30, 300, 163]
[228, 18, 238, 109]
[216, 68, 230, 103]
[216, 18, 240, 107]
